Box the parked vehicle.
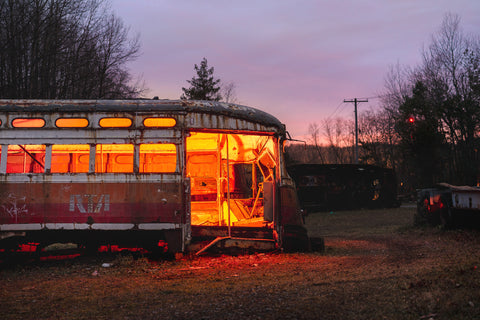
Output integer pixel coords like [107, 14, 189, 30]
[0, 99, 309, 256]
[416, 183, 480, 228]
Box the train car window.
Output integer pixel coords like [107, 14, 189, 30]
[143, 117, 176, 127]
[95, 144, 134, 173]
[139, 143, 177, 173]
[6, 145, 46, 173]
[99, 117, 132, 128]
[51, 145, 90, 173]
[12, 118, 45, 128]
[55, 118, 89, 128]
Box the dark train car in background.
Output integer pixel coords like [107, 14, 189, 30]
[287, 164, 398, 212]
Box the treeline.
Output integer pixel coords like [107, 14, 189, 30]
[385, 13, 480, 188]
[290, 14, 480, 191]
[0, 0, 142, 99]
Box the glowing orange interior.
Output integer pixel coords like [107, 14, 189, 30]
[95, 144, 134, 173]
[12, 118, 45, 128]
[51, 144, 90, 173]
[144, 118, 176, 127]
[55, 118, 89, 128]
[2, 131, 278, 228]
[186, 132, 277, 227]
[140, 144, 176, 173]
[99, 118, 132, 128]
[6, 145, 46, 173]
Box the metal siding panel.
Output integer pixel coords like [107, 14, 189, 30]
[0, 180, 183, 226]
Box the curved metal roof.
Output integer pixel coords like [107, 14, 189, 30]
[0, 99, 284, 132]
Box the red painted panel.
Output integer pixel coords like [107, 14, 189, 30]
[0, 182, 183, 225]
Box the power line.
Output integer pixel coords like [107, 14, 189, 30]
[326, 100, 346, 121]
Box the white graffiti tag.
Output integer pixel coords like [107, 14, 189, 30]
[1, 193, 29, 223]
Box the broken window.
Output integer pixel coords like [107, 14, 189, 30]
[6, 145, 46, 173]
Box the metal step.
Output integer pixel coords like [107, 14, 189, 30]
[195, 236, 276, 255]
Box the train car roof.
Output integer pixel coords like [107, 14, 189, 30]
[0, 99, 285, 132]
[287, 163, 395, 175]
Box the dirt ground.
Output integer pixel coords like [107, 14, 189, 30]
[1, 205, 480, 320]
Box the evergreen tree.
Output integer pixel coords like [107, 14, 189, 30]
[181, 58, 222, 101]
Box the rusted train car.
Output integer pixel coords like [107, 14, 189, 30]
[0, 99, 308, 255]
[287, 164, 398, 212]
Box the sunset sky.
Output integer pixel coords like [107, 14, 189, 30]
[112, 0, 480, 139]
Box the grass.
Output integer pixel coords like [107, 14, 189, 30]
[1, 205, 480, 319]
[305, 206, 415, 238]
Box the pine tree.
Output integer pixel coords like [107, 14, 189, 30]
[181, 58, 222, 101]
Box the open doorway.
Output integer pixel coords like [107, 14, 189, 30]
[186, 132, 277, 228]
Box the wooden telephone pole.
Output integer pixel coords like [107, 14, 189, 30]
[343, 98, 368, 164]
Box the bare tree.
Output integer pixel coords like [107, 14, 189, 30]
[221, 81, 238, 103]
[308, 122, 325, 163]
[382, 13, 480, 186]
[382, 62, 414, 114]
[322, 117, 354, 164]
[358, 108, 399, 169]
[0, 0, 143, 99]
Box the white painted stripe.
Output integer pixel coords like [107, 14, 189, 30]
[1, 224, 42, 231]
[44, 223, 90, 230]
[1, 223, 182, 231]
[89, 223, 135, 230]
[137, 223, 178, 230]
[0, 173, 181, 183]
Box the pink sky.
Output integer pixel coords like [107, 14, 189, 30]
[112, 0, 480, 140]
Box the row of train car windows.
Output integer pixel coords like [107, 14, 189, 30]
[0, 117, 176, 128]
[0, 144, 176, 173]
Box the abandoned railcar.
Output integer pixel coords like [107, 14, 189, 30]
[0, 99, 308, 254]
[287, 164, 398, 212]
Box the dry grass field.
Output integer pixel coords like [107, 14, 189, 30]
[1, 205, 480, 320]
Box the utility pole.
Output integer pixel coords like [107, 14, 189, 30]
[343, 98, 368, 164]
